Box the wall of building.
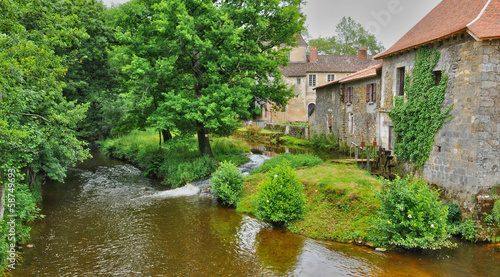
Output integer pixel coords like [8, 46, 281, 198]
[380, 34, 499, 210]
[343, 77, 381, 146]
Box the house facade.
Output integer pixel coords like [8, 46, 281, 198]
[259, 35, 379, 124]
[311, 64, 382, 147]
[374, 0, 499, 210]
[310, 0, 498, 210]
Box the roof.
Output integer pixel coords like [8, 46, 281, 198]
[468, 0, 500, 40]
[375, 0, 499, 59]
[281, 55, 380, 77]
[295, 34, 308, 47]
[314, 63, 382, 90]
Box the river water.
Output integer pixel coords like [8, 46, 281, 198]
[11, 152, 500, 276]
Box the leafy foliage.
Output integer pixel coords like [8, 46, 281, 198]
[255, 164, 306, 224]
[460, 217, 478, 243]
[373, 175, 454, 249]
[308, 16, 384, 55]
[110, 0, 305, 156]
[251, 153, 323, 174]
[493, 201, 500, 225]
[210, 161, 244, 206]
[389, 48, 452, 167]
[310, 132, 340, 152]
[99, 130, 249, 187]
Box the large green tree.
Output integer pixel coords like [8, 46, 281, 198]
[111, 0, 304, 156]
[0, 0, 92, 271]
[309, 16, 385, 55]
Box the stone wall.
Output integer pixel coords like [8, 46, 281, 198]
[343, 77, 381, 146]
[265, 123, 309, 139]
[380, 34, 499, 211]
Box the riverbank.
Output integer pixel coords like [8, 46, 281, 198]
[236, 154, 382, 244]
[99, 130, 251, 187]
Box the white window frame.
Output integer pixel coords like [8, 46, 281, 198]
[308, 74, 317, 87]
[296, 78, 301, 85]
[327, 74, 335, 82]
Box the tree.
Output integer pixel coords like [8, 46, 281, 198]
[111, 0, 304, 156]
[309, 16, 385, 55]
[0, 0, 91, 271]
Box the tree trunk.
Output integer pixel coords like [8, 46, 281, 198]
[162, 129, 172, 143]
[196, 122, 214, 158]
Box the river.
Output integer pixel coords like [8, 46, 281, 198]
[11, 152, 500, 276]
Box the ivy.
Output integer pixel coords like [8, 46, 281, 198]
[389, 48, 452, 167]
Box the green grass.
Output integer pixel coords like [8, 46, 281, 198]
[237, 159, 382, 243]
[251, 153, 323, 174]
[99, 130, 250, 187]
[280, 136, 313, 147]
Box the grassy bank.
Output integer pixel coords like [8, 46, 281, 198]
[236, 154, 382, 243]
[99, 130, 251, 187]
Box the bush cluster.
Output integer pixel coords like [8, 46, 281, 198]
[310, 132, 340, 151]
[210, 161, 244, 206]
[373, 175, 454, 249]
[255, 164, 306, 225]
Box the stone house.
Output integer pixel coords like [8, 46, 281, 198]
[373, 0, 499, 210]
[259, 35, 380, 124]
[309, 0, 498, 211]
[310, 63, 382, 147]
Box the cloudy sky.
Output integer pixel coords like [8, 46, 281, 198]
[101, 0, 442, 49]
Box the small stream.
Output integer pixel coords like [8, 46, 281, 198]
[11, 152, 500, 276]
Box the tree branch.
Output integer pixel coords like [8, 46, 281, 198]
[7, 112, 50, 122]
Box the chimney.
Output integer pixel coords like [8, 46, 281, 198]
[358, 47, 368, 61]
[310, 47, 318, 62]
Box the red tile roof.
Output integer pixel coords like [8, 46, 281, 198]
[281, 55, 380, 77]
[468, 0, 500, 40]
[314, 63, 382, 90]
[375, 0, 498, 59]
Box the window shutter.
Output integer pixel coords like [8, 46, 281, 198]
[344, 89, 348, 104]
[349, 88, 353, 103]
[366, 84, 370, 102]
[372, 84, 377, 102]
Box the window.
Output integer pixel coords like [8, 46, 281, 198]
[349, 113, 354, 134]
[345, 87, 353, 104]
[296, 78, 301, 85]
[308, 74, 317, 87]
[434, 70, 442, 85]
[327, 74, 335, 82]
[397, 67, 405, 96]
[366, 83, 377, 103]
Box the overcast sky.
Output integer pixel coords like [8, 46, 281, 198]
[101, 0, 442, 49]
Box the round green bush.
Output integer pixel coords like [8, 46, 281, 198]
[373, 175, 454, 249]
[255, 163, 306, 225]
[210, 161, 244, 206]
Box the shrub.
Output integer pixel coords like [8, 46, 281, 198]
[252, 153, 323, 174]
[210, 161, 244, 206]
[310, 132, 340, 151]
[493, 200, 500, 226]
[255, 164, 306, 224]
[373, 175, 454, 249]
[460, 217, 478, 242]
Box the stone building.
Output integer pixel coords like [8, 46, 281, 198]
[259, 35, 379, 124]
[310, 63, 382, 147]
[373, 0, 499, 210]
